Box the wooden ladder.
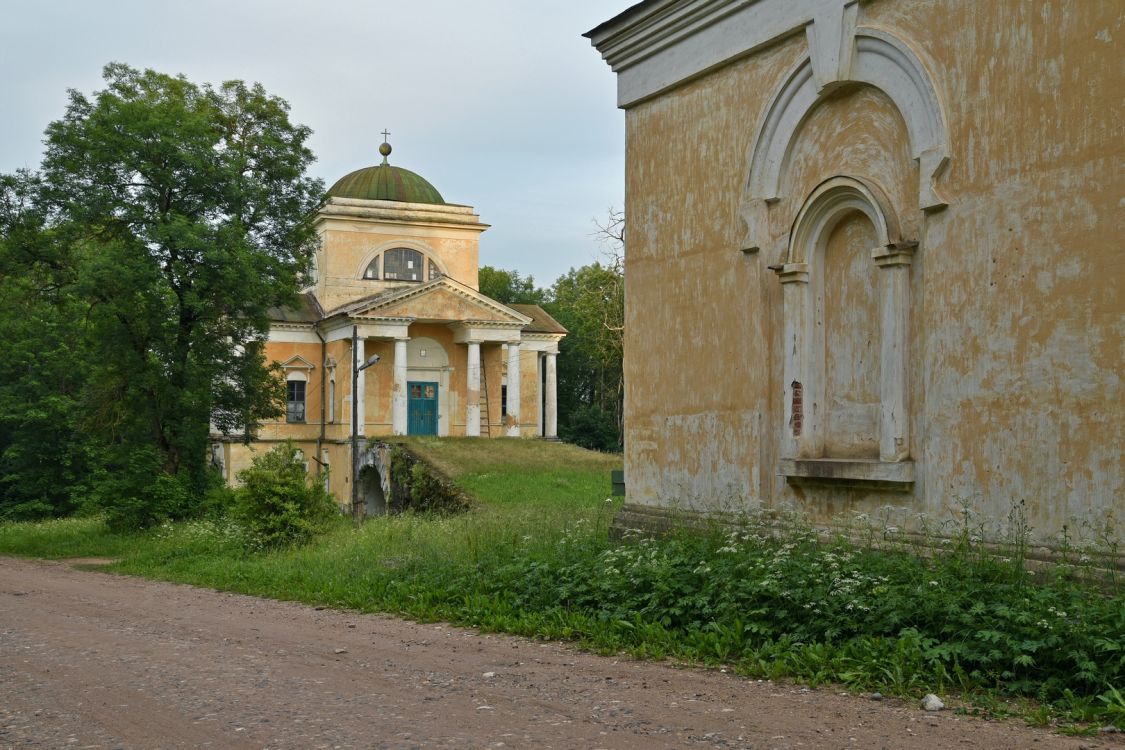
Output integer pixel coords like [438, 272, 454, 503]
[479, 346, 492, 437]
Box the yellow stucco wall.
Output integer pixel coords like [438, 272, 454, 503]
[619, 0, 1123, 545]
[223, 335, 550, 502]
[314, 222, 482, 312]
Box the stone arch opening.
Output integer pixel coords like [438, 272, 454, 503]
[773, 176, 915, 486]
[741, 27, 950, 252]
[359, 464, 386, 516]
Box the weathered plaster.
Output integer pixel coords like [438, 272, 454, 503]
[596, 0, 1123, 548]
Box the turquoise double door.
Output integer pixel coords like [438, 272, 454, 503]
[407, 381, 438, 435]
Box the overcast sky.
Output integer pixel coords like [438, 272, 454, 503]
[0, 0, 633, 285]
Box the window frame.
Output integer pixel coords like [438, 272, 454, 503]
[359, 246, 445, 283]
[286, 378, 307, 423]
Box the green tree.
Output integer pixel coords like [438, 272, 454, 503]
[547, 257, 624, 451]
[25, 63, 323, 526]
[478, 265, 547, 305]
[0, 172, 99, 519]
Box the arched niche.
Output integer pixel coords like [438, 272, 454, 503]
[786, 176, 900, 264]
[772, 176, 915, 486]
[741, 27, 950, 253]
[406, 336, 449, 369]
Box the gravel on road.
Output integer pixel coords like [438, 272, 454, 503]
[1, 556, 1118, 749]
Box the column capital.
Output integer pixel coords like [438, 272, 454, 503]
[872, 241, 917, 268]
[770, 262, 809, 284]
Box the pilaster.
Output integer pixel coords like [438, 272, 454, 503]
[392, 337, 409, 436]
[466, 341, 481, 437]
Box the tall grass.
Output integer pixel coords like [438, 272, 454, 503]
[0, 516, 139, 559]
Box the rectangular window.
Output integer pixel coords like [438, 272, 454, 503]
[286, 380, 306, 423]
[501, 384, 508, 418]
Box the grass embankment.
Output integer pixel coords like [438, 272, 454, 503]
[1, 439, 1122, 731]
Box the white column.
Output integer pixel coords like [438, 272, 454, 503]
[545, 351, 558, 438]
[775, 263, 810, 458]
[506, 341, 522, 437]
[354, 337, 366, 437]
[392, 337, 408, 436]
[466, 340, 481, 437]
[873, 245, 913, 462]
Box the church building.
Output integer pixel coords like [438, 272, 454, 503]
[587, 0, 1122, 558]
[211, 139, 566, 502]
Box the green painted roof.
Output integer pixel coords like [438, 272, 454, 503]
[327, 163, 445, 205]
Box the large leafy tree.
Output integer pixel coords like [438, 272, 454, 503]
[478, 214, 625, 452]
[478, 265, 547, 305]
[25, 63, 323, 524]
[549, 210, 625, 451]
[0, 172, 99, 519]
[547, 260, 624, 450]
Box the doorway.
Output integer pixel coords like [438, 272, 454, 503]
[408, 381, 439, 435]
[359, 465, 386, 516]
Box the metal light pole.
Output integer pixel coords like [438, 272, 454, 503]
[351, 324, 380, 527]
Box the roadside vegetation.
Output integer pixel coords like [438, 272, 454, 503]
[1, 439, 1122, 732]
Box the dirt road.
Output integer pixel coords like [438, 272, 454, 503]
[0, 556, 1117, 749]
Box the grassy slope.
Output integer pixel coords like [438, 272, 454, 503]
[0, 438, 623, 611]
[394, 436, 621, 505]
[104, 440, 624, 630]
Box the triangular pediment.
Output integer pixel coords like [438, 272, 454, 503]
[333, 277, 531, 325]
[280, 354, 316, 370]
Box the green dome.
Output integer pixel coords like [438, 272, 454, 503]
[327, 163, 445, 205]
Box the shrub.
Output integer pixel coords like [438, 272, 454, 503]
[199, 481, 238, 519]
[560, 404, 619, 452]
[233, 443, 337, 548]
[91, 446, 194, 532]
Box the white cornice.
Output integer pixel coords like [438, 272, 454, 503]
[520, 333, 565, 353]
[349, 315, 416, 323]
[315, 197, 488, 232]
[332, 277, 532, 327]
[268, 325, 321, 344]
[587, 0, 853, 108]
[458, 319, 526, 329]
